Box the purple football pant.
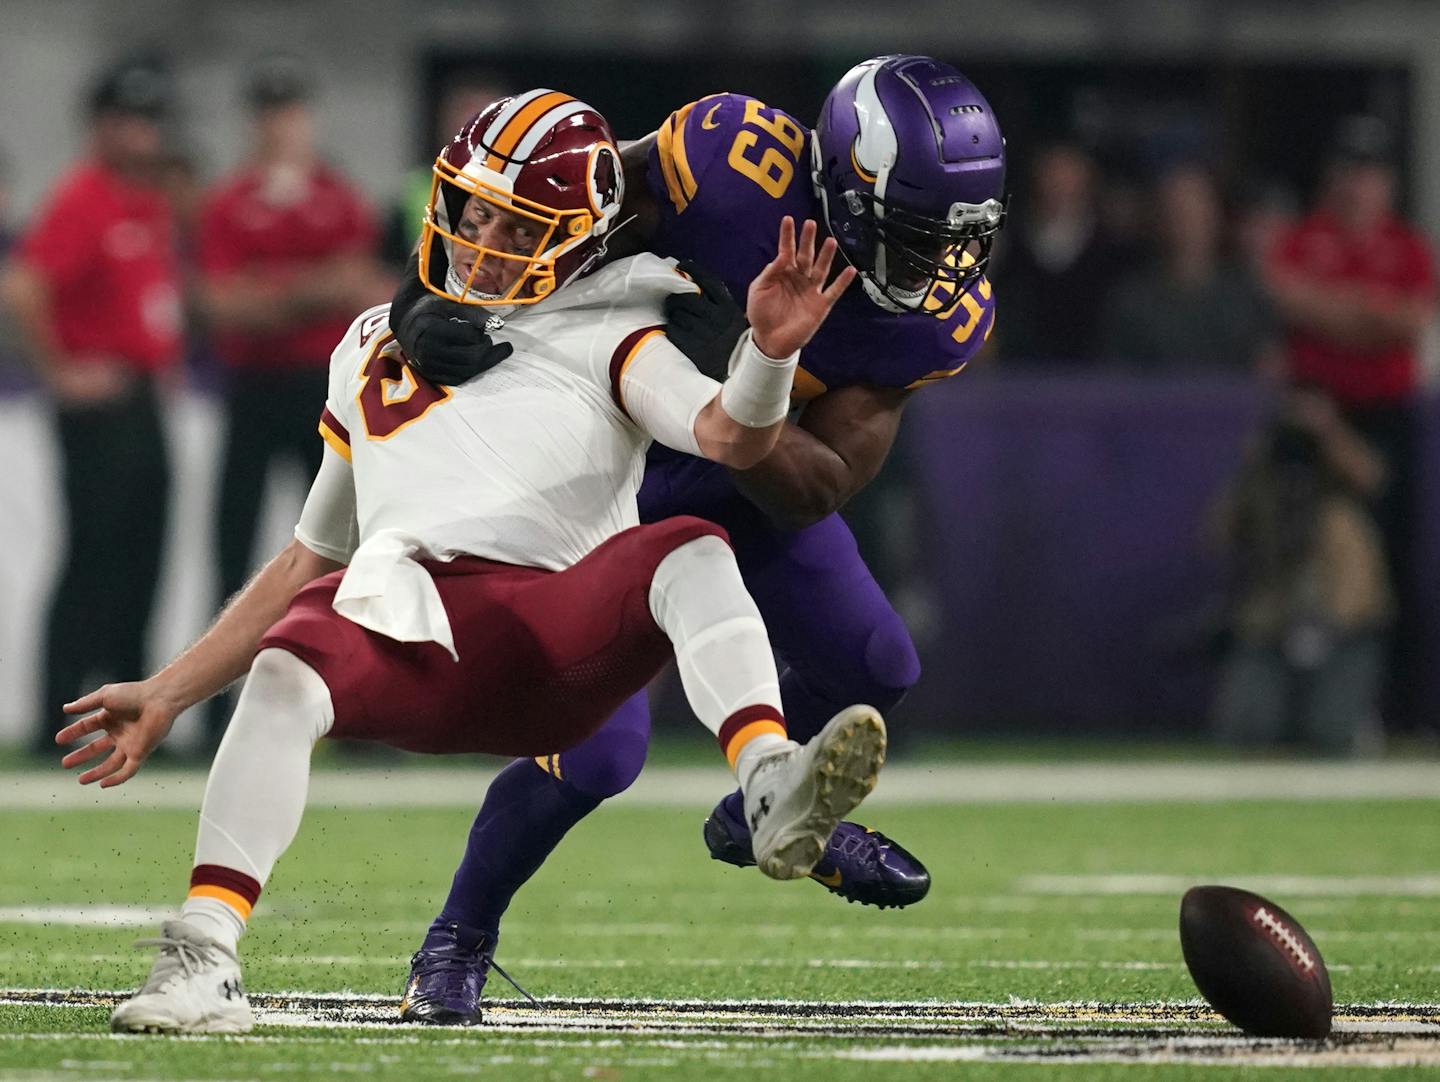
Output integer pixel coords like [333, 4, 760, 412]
[429, 490, 919, 939]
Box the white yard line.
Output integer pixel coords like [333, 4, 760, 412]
[1019, 874, 1440, 897]
[2, 992, 1437, 1067]
[4, 760, 1437, 810]
[0, 906, 176, 927]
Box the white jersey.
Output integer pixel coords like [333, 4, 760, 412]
[295, 253, 721, 656]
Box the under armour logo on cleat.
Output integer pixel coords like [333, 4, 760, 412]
[220, 978, 244, 1001]
[749, 796, 772, 832]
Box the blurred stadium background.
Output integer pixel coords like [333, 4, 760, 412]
[4, 3, 1440, 1077]
[2, 0, 1440, 758]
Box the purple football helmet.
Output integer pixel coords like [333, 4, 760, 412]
[812, 55, 1007, 314]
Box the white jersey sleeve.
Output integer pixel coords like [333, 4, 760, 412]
[614, 331, 720, 458]
[294, 305, 390, 562]
[294, 449, 358, 562]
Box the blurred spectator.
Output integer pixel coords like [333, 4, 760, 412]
[382, 80, 504, 267]
[0, 57, 182, 754]
[1100, 165, 1275, 371]
[1264, 116, 1437, 729]
[0, 147, 24, 382]
[1209, 389, 1392, 755]
[1235, 176, 1299, 280]
[157, 149, 204, 252]
[0, 147, 14, 256]
[197, 55, 389, 748]
[990, 141, 1130, 362]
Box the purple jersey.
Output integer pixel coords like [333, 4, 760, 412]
[648, 92, 997, 400]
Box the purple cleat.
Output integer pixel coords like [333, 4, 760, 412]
[703, 790, 930, 909]
[400, 922, 534, 1025]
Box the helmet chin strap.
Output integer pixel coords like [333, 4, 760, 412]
[861, 274, 922, 314]
[444, 264, 510, 308]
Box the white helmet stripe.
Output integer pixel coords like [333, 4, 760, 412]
[852, 62, 897, 203]
[480, 89, 556, 148]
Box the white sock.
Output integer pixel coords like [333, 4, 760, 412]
[648, 535, 783, 736]
[187, 648, 334, 940]
[734, 731, 793, 789]
[180, 896, 245, 954]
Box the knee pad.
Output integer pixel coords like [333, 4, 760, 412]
[646, 515, 731, 567]
[558, 726, 649, 799]
[228, 648, 335, 745]
[861, 617, 921, 709]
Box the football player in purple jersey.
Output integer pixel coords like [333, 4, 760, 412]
[387, 55, 1005, 1024]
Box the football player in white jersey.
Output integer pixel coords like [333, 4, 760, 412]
[56, 91, 881, 1035]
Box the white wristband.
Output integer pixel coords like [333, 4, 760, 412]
[718, 330, 797, 428]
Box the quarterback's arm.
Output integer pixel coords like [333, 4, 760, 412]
[625, 217, 855, 468]
[729, 384, 912, 530]
[55, 453, 354, 787]
[621, 333, 791, 470]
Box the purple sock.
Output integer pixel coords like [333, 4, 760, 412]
[427, 758, 600, 944]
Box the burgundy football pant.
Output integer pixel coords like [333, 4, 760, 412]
[258, 516, 726, 757]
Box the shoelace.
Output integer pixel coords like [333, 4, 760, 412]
[489, 959, 537, 1006]
[132, 935, 218, 995]
[409, 945, 538, 1008]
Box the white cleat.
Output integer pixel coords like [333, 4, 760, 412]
[110, 919, 254, 1034]
[743, 704, 887, 881]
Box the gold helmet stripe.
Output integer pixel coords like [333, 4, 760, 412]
[483, 90, 576, 173]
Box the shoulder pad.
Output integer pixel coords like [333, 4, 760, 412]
[652, 93, 808, 216]
[653, 93, 742, 215]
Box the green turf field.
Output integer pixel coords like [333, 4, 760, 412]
[1, 766, 1438, 1079]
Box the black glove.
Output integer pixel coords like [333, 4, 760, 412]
[389, 261, 513, 387]
[664, 259, 748, 381]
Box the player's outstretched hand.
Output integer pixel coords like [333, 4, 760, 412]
[56, 680, 182, 787]
[746, 217, 857, 360]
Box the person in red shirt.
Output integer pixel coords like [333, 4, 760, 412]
[1267, 115, 1438, 732]
[0, 58, 182, 756]
[196, 57, 389, 747]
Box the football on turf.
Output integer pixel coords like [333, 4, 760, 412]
[1179, 885, 1332, 1038]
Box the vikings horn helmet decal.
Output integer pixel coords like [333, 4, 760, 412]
[419, 89, 625, 311]
[813, 56, 1007, 314]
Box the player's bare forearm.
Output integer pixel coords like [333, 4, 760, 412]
[694, 395, 784, 470]
[151, 539, 342, 710]
[56, 539, 341, 787]
[692, 218, 855, 471]
[729, 385, 909, 530]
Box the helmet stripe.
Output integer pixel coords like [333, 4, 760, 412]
[479, 92, 540, 149]
[852, 64, 897, 201]
[484, 90, 575, 172]
[503, 99, 593, 179]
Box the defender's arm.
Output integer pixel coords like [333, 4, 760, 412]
[605, 133, 662, 259]
[729, 384, 911, 530]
